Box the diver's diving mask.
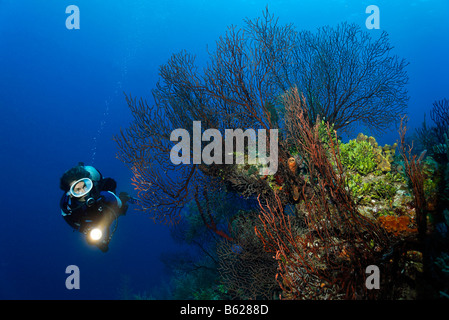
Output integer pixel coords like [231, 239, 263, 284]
[69, 178, 93, 198]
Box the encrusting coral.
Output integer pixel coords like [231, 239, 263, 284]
[378, 215, 417, 236]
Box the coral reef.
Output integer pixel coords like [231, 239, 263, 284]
[378, 215, 417, 236]
[432, 131, 449, 160]
[341, 133, 397, 174]
[340, 138, 377, 175]
[114, 8, 447, 299]
[134, 113, 449, 300]
[255, 92, 393, 299]
[338, 132, 411, 223]
[217, 213, 280, 299]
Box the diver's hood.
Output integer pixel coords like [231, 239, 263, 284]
[84, 166, 101, 182]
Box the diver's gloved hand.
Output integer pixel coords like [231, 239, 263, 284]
[119, 192, 137, 204]
[119, 192, 131, 203]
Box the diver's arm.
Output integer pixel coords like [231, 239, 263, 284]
[100, 191, 122, 209]
[62, 213, 82, 231]
[60, 193, 82, 231]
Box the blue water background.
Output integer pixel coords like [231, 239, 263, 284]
[0, 0, 448, 299]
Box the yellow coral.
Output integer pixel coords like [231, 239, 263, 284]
[359, 135, 396, 172]
[377, 157, 391, 172]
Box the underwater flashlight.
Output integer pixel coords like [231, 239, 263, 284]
[89, 228, 103, 241]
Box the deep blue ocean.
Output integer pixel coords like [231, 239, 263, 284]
[0, 0, 448, 300]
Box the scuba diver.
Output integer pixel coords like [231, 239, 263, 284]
[59, 163, 134, 252]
